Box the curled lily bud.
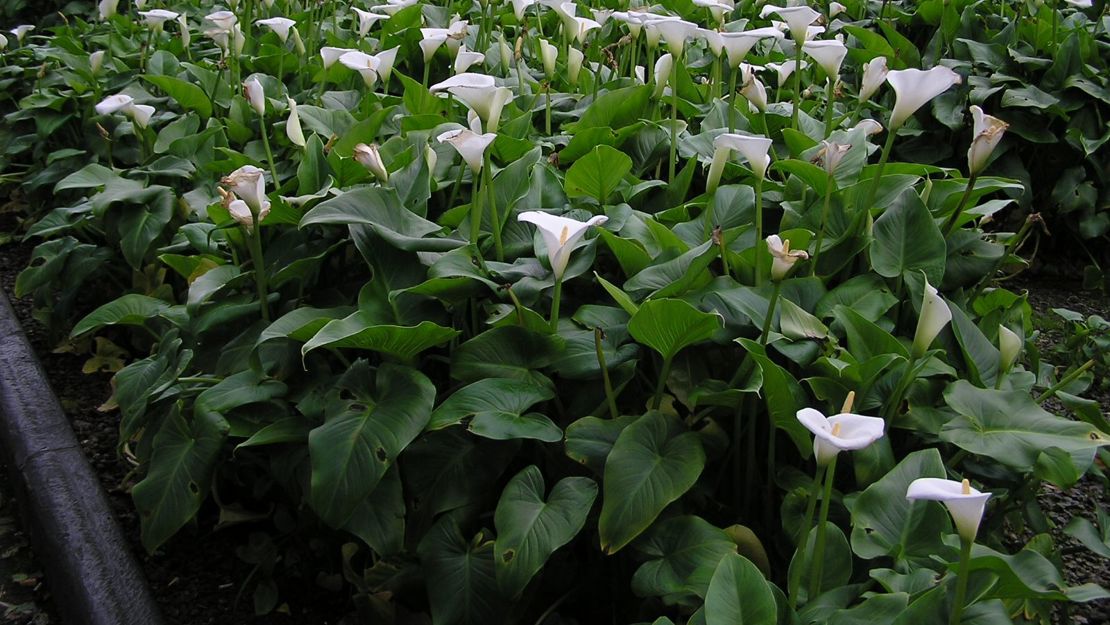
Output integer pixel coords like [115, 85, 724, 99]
[767, 234, 809, 281]
[911, 276, 952, 358]
[815, 140, 850, 175]
[228, 198, 270, 230]
[998, 325, 1022, 374]
[858, 56, 888, 103]
[653, 53, 673, 99]
[89, 50, 105, 75]
[286, 97, 305, 147]
[967, 105, 1008, 176]
[221, 165, 268, 215]
[538, 38, 558, 78]
[353, 143, 389, 182]
[568, 47, 584, 86]
[243, 78, 266, 116]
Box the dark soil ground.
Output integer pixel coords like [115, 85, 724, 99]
[0, 229, 1107, 624]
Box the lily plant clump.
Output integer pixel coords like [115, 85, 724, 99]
[1, 0, 1109, 622]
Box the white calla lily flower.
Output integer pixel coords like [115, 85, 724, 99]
[906, 478, 991, 542]
[538, 38, 558, 77]
[10, 25, 33, 43]
[998, 325, 1022, 373]
[420, 29, 450, 62]
[178, 15, 191, 47]
[511, 0, 537, 20]
[802, 38, 847, 79]
[796, 403, 884, 466]
[138, 10, 178, 28]
[256, 17, 296, 43]
[286, 97, 305, 147]
[759, 5, 820, 43]
[228, 198, 270, 230]
[967, 105, 1008, 176]
[700, 29, 724, 57]
[0, 34, 7, 51]
[654, 18, 699, 56]
[767, 234, 810, 281]
[437, 129, 497, 173]
[454, 44, 486, 74]
[854, 118, 883, 135]
[714, 133, 772, 179]
[912, 277, 952, 357]
[830, 2, 847, 17]
[694, 0, 733, 23]
[568, 47, 585, 86]
[243, 78, 266, 116]
[767, 59, 807, 84]
[222, 165, 268, 215]
[96, 94, 155, 128]
[592, 8, 614, 24]
[858, 56, 888, 103]
[352, 8, 386, 37]
[719, 28, 784, 68]
[371, 0, 419, 15]
[99, 0, 120, 20]
[321, 46, 356, 69]
[653, 53, 674, 99]
[205, 10, 238, 31]
[354, 143, 389, 182]
[374, 47, 399, 83]
[89, 51, 106, 75]
[431, 73, 513, 132]
[518, 211, 609, 280]
[886, 65, 962, 130]
[339, 50, 381, 87]
[128, 104, 155, 128]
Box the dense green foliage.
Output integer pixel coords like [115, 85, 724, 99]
[1, 0, 1109, 622]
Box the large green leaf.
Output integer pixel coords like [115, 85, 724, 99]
[869, 189, 946, 283]
[256, 306, 355, 346]
[342, 465, 405, 556]
[132, 405, 229, 552]
[301, 312, 458, 362]
[564, 415, 639, 474]
[564, 144, 633, 204]
[70, 294, 170, 337]
[418, 516, 506, 625]
[632, 515, 738, 603]
[299, 187, 461, 251]
[429, 378, 560, 442]
[450, 326, 564, 384]
[738, 339, 813, 455]
[599, 411, 706, 554]
[940, 380, 1110, 475]
[704, 553, 778, 625]
[307, 365, 435, 527]
[117, 188, 174, 269]
[849, 448, 949, 562]
[142, 74, 213, 118]
[628, 299, 722, 360]
[493, 466, 598, 597]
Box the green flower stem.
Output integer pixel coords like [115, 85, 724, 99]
[246, 217, 271, 323]
[140, 28, 154, 73]
[727, 69, 739, 133]
[949, 537, 974, 625]
[788, 464, 822, 608]
[549, 276, 563, 332]
[861, 126, 897, 217]
[759, 280, 781, 345]
[595, 327, 620, 419]
[791, 41, 804, 130]
[760, 110, 779, 163]
[545, 84, 552, 135]
[824, 77, 836, 137]
[882, 355, 917, 425]
[470, 174, 483, 248]
[652, 355, 674, 410]
[754, 177, 765, 286]
[807, 455, 838, 602]
[716, 227, 731, 278]
[1036, 359, 1096, 404]
[811, 171, 834, 276]
[484, 154, 503, 261]
[967, 214, 1037, 303]
[259, 116, 281, 190]
[422, 60, 431, 88]
[669, 52, 681, 182]
[943, 173, 978, 236]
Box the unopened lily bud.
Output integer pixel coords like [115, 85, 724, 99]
[354, 143, 389, 182]
[243, 77, 266, 116]
[912, 276, 952, 358]
[998, 325, 1022, 374]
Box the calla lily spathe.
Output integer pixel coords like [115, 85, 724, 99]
[430, 73, 513, 133]
[912, 277, 952, 357]
[339, 51, 381, 87]
[568, 47, 585, 86]
[99, 0, 120, 20]
[321, 46, 356, 69]
[653, 53, 674, 99]
[256, 17, 296, 43]
[374, 47, 399, 83]
[89, 50, 106, 75]
[518, 211, 609, 280]
[354, 143, 389, 182]
[243, 78, 266, 116]
[796, 405, 884, 466]
[767, 60, 807, 84]
[286, 97, 305, 147]
[759, 5, 820, 43]
[998, 325, 1022, 373]
[967, 105, 1008, 175]
[816, 140, 850, 175]
[222, 165, 268, 215]
[538, 38, 558, 77]
[654, 18, 699, 56]
[205, 10, 238, 31]
[906, 478, 991, 542]
[886, 66, 962, 130]
[95, 94, 155, 129]
[719, 28, 784, 68]
[228, 198, 270, 230]
[10, 25, 33, 43]
[454, 45, 486, 74]
[139, 10, 179, 28]
[858, 56, 888, 103]
[371, 0, 418, 15]
[715, 133, 772, 179]
[351, 8, 387, 37]
[767, 234, 809, 281]
[693, 0, 733, 23]
[437, 129, 497, 173]
[739, 65, 768, 112]
[802, 38, 847, 79]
